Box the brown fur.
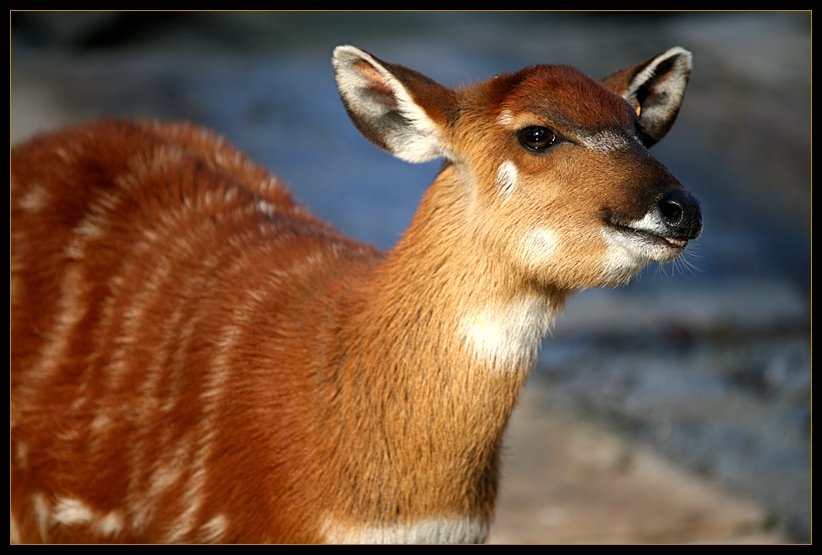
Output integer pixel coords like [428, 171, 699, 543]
[11, 46, 699, 543]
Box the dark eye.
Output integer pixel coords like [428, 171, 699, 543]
[518, 126, 557, 152]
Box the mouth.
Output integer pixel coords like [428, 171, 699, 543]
[602, 196, 702, 256]
[608, 222, 690, 251]
[599, 211, 698, 283]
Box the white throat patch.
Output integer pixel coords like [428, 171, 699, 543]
[458, 294, 555, 371]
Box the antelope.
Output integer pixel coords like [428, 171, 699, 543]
[10, 45, 701, 544]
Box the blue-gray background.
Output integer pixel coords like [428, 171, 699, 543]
[12, 11, 810, 542]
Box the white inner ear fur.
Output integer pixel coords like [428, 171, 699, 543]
[624, 46, 692, 122]
[333, 45, 445, 163]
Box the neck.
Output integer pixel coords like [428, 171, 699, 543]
[315, 165, 568, 532]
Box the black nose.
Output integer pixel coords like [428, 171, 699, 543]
[658, 188, 702, 239]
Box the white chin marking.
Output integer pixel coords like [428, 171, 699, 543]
[601, 229, 649, 282]
[600, 220, 683, 282]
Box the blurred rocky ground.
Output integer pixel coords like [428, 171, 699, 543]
[11, 11, 810, 543]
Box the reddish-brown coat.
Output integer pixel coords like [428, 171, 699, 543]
[11, 45, 698, 543]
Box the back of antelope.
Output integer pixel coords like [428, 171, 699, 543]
[11, 45, 701, 544]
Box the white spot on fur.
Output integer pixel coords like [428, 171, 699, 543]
[17, 183, 51, 213]
[459, 295, 556, 370]
[53, 496, 95, 526]
[256, 198, 277, 218]
[32, 492, 50, 542]
[493, 160, 519, 197]
[322, 515, 488, 544]
[136, 445, 187, 533]
[164, 316, 229, 543]
[520, 228, 560, 266]
[73, 216, 107, 240]
[94, 510, 125, 538]
[13, 440, 28, 468]
[11, 514, 20, 544]
[496, 109, 514, 127]
[56, 146, 76, 163]
[49, 497, 125, 538]
[198, 514, 228, 543]
[90, 412, 111, 434]
[24, 265, 89, 395]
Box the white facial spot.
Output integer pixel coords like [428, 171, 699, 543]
[579, 130, 631, 152]
[494, 160, 518, 197]
[322, 515, 488, 544]
[496, 109, 514, 127]
[459, 295, 556, 371]
[521, 228, 560, 267]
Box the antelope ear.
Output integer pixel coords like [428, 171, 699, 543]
[333, 45, 456, 163]
[600, 47, 692, 148]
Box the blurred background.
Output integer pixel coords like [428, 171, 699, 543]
[11, 11, 810, 543]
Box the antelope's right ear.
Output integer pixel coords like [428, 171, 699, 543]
[333, 45, 457, 164]
[600, 47, 692, 148]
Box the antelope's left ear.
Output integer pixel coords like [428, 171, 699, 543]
[601, 47, 692, 148]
